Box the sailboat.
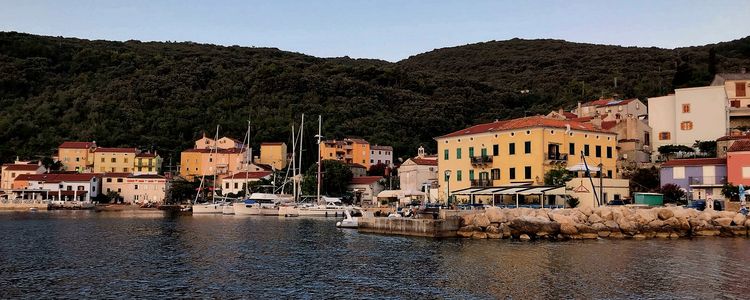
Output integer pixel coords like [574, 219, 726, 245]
[192, 126, 230, 214]
[295, 115, 349, 217]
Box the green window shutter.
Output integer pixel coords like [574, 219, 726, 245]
[444, 149, 449, 160]
[456, 170, 462, 181]
[469, 147, 474, 157]
[469, 170, 475, 180]
[457, 148, 462, 159]
[481, 148, 487, 156]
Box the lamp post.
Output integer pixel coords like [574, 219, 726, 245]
[444, 170, 452, 206]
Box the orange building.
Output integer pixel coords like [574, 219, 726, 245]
[320, 138, 372, 168]
[57, 141, 96, 172]
[180, 148, 248, 180]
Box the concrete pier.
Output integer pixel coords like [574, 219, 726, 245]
[0, 200, 49, 211]
[357, 216, 462, 237]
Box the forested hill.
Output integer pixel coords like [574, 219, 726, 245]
[1, 32, 749, 166]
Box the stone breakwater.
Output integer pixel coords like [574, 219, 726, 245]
[457, 206, 750, 240]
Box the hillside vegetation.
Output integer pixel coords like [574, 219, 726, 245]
[1, 32, 749, 168]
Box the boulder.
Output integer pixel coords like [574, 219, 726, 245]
[509, 216, 560, 235]
[604, 220, 620, 232]
[732, 214, 746, 226]
[609, 232, 626, 239]
[648, 219, 666, 232]
[655, 232, 671, 239]
[471, 231, 488, 239]
[575, 223, 597, 234]
[519, 234, 531, 241]
[581, 233, 599, 239]
[560, 223, 578, 235]
[485, 208, 507, 224]
[498, 223, 512, 238]
[457, 226, 476, 238]
[745, 219, 750, 228]
[712, 217, 733, 227]
[591, 223, 607, 232]
[588, 213, 604, 224]
[461, 214, 475, 226]
[657, 209, 674, 220]
[578, 206, 593, 216]
[472, 213, 491, 228]
[635, 209, 657, 223]
[598, 231, 611, 238]
[719, 211, 737, 219]
[618, 220, 639, 236]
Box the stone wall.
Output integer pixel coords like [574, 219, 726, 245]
[457, 206, 749, 240]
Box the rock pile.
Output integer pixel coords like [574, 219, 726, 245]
[456, 206, 750, 240]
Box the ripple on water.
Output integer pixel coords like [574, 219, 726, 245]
[1, 211, 750, 298]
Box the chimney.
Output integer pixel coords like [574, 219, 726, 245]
[577, 101, 582, 113]
[742, 67, 747, 74]
[591, 117, 603, 129]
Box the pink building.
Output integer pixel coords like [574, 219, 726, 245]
[727, 140, 750, 186]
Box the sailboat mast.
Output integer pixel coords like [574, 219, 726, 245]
[244, 119, 251, 197]
[211, 125, 219, 203]
[299, 114, 304, 201]
[316, 115, 322, 204]
[291, 123, 297, 201]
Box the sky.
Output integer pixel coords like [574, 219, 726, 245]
[1, 0, 749, 62]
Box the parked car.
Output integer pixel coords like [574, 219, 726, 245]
[686, 200, 724, 211]
[607, 200, 626, 206]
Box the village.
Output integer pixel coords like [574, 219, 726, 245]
[1, 71, 749, 215]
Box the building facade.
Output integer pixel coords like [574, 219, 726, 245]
[348, 176, 384, 206]
[398, 148, 438, 200]
[320, 138, 372, 168]
[435, 116, 618, 202]
[121, 174, 167, 204]
[220, 171, 272, 195]
[370, 145, 394, 166]
[58, 141, 96, 172]
[1, 163, 46, 190]
[258, 142, 288, 170]
[93, 148, 138, 173]
[712, 72, 750, 129]
[17, 173, 102, 201]
[573, 98, 647, 120]
[660, 158, 727, 201]
[648, 86, 729, 160]
[727, 140, 750, 186]
[134, 152, 162, 175]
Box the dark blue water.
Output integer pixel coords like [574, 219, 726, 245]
[1, 211, 749, 299]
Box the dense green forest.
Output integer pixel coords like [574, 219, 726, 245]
[1, 32, 749, 169]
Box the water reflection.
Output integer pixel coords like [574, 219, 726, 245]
[1, 211, 749, 298]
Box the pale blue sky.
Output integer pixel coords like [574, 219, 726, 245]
[1, 0, 749, 61]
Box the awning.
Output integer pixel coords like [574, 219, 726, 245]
[376, 190, 402, 198]
[517, 186, 566, 195]
[494, 187, 534, 195]
[401, 189, 426, 196]
[566, 162, 600, 172]
[453, 188, 485, 195]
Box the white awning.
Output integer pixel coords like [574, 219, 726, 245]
[494, 187, 533, 195]
[517, 186, 566, 195]
[453, 188, 484, 195]
[377, 190, 402, 198]
[566, 162, 600, 172]
[401, 189, 426, 196]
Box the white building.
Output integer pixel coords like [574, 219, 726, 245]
[398, 147, 438, 200]
[573, 98, 648, 120]
[369, 145, 394, 166]
[221, 171, 272, 195]
[348, 176, 384, 206]
[648, 85, 728, 160]
[18, 173, 102, 201]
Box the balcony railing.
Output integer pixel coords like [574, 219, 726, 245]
[688, 176, 727, 186]
[470, 155, 493, 165]
[471, 179, 492, 187]
[545, 152, 568, 161]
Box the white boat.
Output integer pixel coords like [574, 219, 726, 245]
[234, 193, 283, 216]
[222, 202, 235, 215]
[296, 196, 348, 217]
[336, 209, 359, 228]
[192, 202, 227, 214]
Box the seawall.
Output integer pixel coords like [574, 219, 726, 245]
[358, 217, 461, 237]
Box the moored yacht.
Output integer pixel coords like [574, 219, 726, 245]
[234, 193, 283, 216]
[296, 196, 348, 217]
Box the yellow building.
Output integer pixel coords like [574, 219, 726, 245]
[194, 133, 244, 150]
[57, 141, 96, 172]
[93, 148, 138, 173]
[435, 116, 618, 202]
[258, 142, 288, 170]
[320, 138, 371, 168]
[180, 148, 248, 180]
[135, 152, 163, 175]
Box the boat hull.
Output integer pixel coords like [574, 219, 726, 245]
[234, 204, 279, 216]
[192, 203, 225, 214]
[296, 207, 347, 217]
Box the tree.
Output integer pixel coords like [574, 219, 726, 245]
[41, 157, 63, 172]
[368, 163, 387, 176]
[658, 145, 694, 160]
[544, 167, 573, 186]
[170, 178, 200, 203]
[693, 140, 717, 157]
[565, 196, 580, 208]
[661, 183, 686, 204]
[104, 190, 122, 203]
[301, 160, 353, 196]
[624, 167, 660, 194]
[721, 183, 739, 201]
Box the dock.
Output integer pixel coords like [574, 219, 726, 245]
[357, 216, 462, 237]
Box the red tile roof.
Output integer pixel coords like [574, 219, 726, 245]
[371, 145, 393, 151]
[598, 98, 636, 107]
[183, 148, 246, 154]
[59, 141, 95, 149]
[601, 120, 618, 130]
[130, 174, 166, 179]
[662, 158, 727, 167]
[581, 98, 613, 107]
[348, 163, 367, 169]
[717, 134, 750, 141]
[2, 164, 42, 171]
[436, 116, 613, 139]
[412, 158, 438, 166]
[15, 173, 101, 183]
[95, 147, 137, 153]
[350, 176, 383, 185]
[261, 142, 285, 146]
[225, 171, 272, 180]
[728, 140, 750, 152]
[103, 172, 132, 178]
[563, 112, 578, 119]
[135, 152, 158, 158]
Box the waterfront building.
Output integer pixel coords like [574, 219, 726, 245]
[120, 174, 167, 204]
[726, 140, 750, 186]
[370, 145, 394, 166]
[711, 71, 750, 129]
[1, 163, 46, 190]
[435, 116, 618, 202]
[93, 147, 138, 173]
[716, 132, 750, 158]
[102, 172, 130, 201]
[648, 86, 729, 161]
[348, 176, 384, 206]
[660, 158, 727, 201]
[572, 98, 647, 120]
[16, 173, 102, 201]
[220, 171, 272, 195]
[320, 138, 372, 169]
[134, 152, 162, 175]
[603, 116, 653, 172]
[57, 141, 96, 172]
[566, 177, 630, 207]
[180, 147, 248, 180]
[257, 142, 288, 170]
[399, 146, 438, 201]
[348, 163, 367, 178]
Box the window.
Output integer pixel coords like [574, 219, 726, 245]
[607, 170, 613, 178]
[106, 178, 112, 183]
[509, 143, 516, 155]
[456, 170, 462, 182]
[680, 121, 693, 131]
[491, 168, 500, 180]
[101, 158, 105, 163]
[644, 132, 650, 145]
[124, 158, 128, 163]
[595, 146, 602, 158]
[524, 141, 531, 154]
[225, 183, 230, 189]
[659, 132, 671, 140]
[569, 143, 575, 155]
[509, 168, 516, 180]
[111, 158, 116, 163]
[584, 145, 590, 156]
[123, 168, 128, 172]
[77, 186, 84, 191]
[673, 167, 685, 179]
[481, 148, 487, 157]
[444, 149, 449, 160]
[524, 166, 532, 179]
[737, 82, 747, 97]
[134, 185, 139, 190]
[607, 146, 612, 158]
[492, 144, 499, 156]
[469, 170, 475, 181]
[234, 183, 238, 189]
[682, 103, 690, 113]
[468, 147, 474, 157]
[117, 178, 123, 183]
[742, 167, 750, 179]
[457, 148, 462, 159]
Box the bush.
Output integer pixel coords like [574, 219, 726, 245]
[566, 196, 580, 208]
[661, 183, 686, 204]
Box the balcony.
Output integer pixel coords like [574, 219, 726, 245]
[471, 179, 492, 187]
[545, 152, 568, 165]
[470, 155, 493, 165]
[688, 176, 727, 187]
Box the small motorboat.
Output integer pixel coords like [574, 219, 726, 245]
[336, 209, 359, 229]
